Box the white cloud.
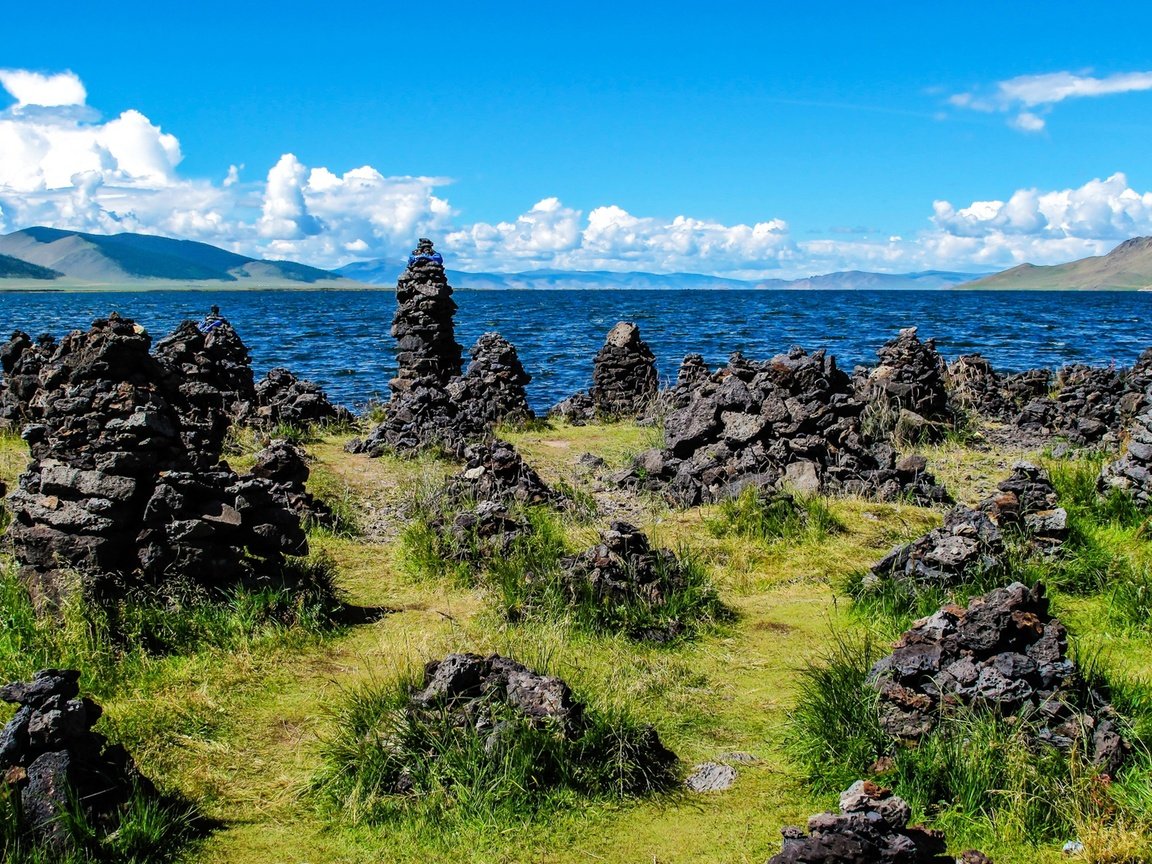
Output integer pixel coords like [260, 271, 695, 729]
[0, 69, 86, 109]
[3, 67, 1152, 279]
[951, 69, 1152, 133]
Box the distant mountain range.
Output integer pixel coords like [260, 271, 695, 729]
[0, 227, 357, 287]
[336, 259, 979, 290]
[960, 236, 1152, 290]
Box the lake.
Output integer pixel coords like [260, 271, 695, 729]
[0, 289, 1148, 411]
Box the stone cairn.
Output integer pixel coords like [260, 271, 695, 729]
[945, 354, 1015, 420]
[240, 367, 351, 429]
[856, 327, 951, 442]
[448, 332, 535, 428]
[549, 322, 659, 423]
[612, 347, 950, 506]
[152, 313, 257, 466]
[350, 240, 532, 455]
[558, 521, 703, 641]
[387, 653, 677, 793]
[0, 331, 56, 430]
[446, 439, 555, 506]
[6, 313, 308, 606]
[867, 462, 1068, 592]
[0, 669, 155, 850]
[1100, 407, 1152, 507]
[769, 780, 986, 864]
[869, 582, 1128, 774]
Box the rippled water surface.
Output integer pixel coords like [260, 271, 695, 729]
[1, 289, 1148, 410]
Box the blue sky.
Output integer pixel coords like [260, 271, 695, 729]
[3, 1, 1152, 277]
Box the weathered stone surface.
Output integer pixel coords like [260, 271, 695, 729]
[613, 346, 950, 506]
[685, 762, 737, 792]
[549, 322, 658, 421]
[0, 670, 155, 851]
[4, 313, 309, 606]
[240, 367, 350, 430]
[768, 780, 960, 864]
[0, 331, 56, 429]
[1101, 409, 1152, 507]
[869, 583, 1128, 774]
[350, 241, 533, 455]
[857, 328, 951, 440]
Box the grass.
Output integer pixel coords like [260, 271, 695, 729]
[705, 487, 844, 544]
[787, 629, 1152, 854]
[310, 663, 677, 830]
[1, 425, 1151, 862]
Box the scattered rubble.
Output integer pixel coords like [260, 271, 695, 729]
[612, 347, 950, 506]
[869, 582, 1128, 774]
[769, 780, 983, 864]
[0, 669, 157, 851]
[1016, 364, 1145, 446]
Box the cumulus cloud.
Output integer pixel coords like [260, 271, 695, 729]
[3, 67, 1152, 279]
[951, 69, 1152, 133]
[0, 69, 87, 109]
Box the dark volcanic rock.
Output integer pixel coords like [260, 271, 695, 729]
[867, 506, 1005, 591]
[351, 241, 533, 454]
[1100, 408, 1152, 507]
[242, 367, 351, 430]
[858, 327, 951, 439]
[447, 439, 555, 506]
[0, 669, 156, 851]
[614, 346, 950, 506]
[0, 331, 56, 429]
[869, 583, 1128, 773]
[558, 521, 700, 641]
[945, 353, 1015, 420]
[5, 313, 309, 607]
[549, 322, 658, 422]
[1015, 363, 1146, 445]
[769, 780, 960, 864]
[152, 313, 257, 465]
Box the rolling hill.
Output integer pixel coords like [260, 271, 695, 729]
[336, 259, 978, 290]
[0, 227, 359, 287]
[0, 253, 62, 281]
[960, 236, 1152, 290]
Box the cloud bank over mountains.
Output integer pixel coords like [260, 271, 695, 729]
[3, 67, 1152, 278]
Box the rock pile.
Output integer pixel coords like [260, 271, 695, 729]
[558, 521, 699, 641]
[0, 669, 154, 850]
[769, 780, 970, 864]
[869, 582, 1128, 774]
[1016, 364, 1145, 445]
[858, 328, 951, 439]
[450, 332, 534, 427]
[867, 506, 1005, 592]
[152, 315, 256, 465]
[390, 653, 677, 793]
[446, 439, 555, 506]
[549, 322, 658, 422]
[867, 462, 1068, 592]
[390, 238, 463, 393]
[241, 367, 351, 429]
[945, 354, 1014, 420]
[351, 241, 534, 454]
[1100, 408, 1152, 507]
[613, 347, 950, 506]
[5, 313, 309, 605]
[0, 330, 56, 429]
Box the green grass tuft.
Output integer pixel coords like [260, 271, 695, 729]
[706, 488, 844, 544]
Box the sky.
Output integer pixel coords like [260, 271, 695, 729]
[3, 1, 1152, 278]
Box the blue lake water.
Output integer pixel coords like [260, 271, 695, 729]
[0, 289, 1148, 411]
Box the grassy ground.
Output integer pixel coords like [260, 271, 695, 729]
[0, 423, 1146, 863]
